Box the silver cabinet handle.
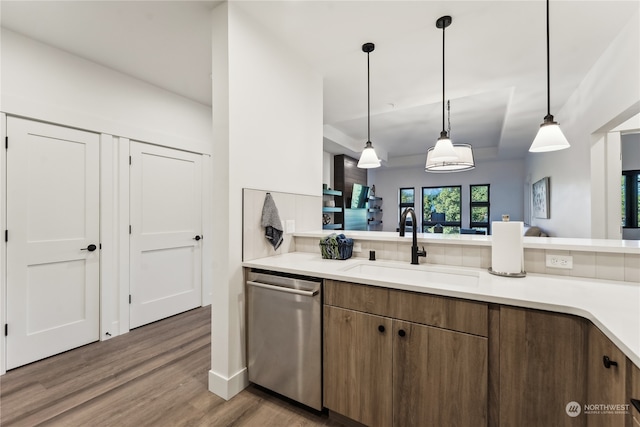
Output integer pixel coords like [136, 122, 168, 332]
[247, 280, 319, 297]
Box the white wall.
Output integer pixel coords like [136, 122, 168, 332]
[526, 12, 640, 238]
[0, 28, 212, 154]
[209, 2, 323, 400]
[368, 157, 525, 233]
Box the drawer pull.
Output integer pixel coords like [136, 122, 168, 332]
[602, 355, 618, 369]
[398, 329, 406, 337]
[378, 325, 385, 333]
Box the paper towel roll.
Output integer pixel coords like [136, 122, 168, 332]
[491, 221, 524, 274]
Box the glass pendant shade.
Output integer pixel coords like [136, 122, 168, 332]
[529, 116, 570, 152]
[357, 141, 381, 168]
[430, 132, 459, 162]
[425, 143, 475, 172]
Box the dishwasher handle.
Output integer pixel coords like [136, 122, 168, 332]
[247, 280, 319, 297]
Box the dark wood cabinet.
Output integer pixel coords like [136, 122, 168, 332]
[499, 307, 587, 427]
[628, 360, 640, 427]
[323, 306, 392, 427]
[323, 280, 488, 427]
[587, 324, 627, 427]
[322, 279, 639, 427]
[393, 320, 487, 427]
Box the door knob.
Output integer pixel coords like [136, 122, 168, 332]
[81, 244, 97, 252]
[378, 325, 385, 333]
[602, 355, 618, 369]
[193, 235, 202, 241]
[398, 329, 406, 337]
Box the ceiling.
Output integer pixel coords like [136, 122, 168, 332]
[1, 1, 638, 164]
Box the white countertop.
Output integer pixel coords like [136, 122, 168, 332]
[243, 251, 640, 368]
[294, 230, 640, 254]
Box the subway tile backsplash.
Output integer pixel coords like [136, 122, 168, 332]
[293, 236, 640, 284]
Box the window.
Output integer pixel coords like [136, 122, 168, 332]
[470, 184, 490, 234]
[422, 186, 461, 233]
[399, 188, 415, 230]
[622, 170, 640, 228]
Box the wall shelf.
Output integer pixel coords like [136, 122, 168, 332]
[323, 223, 343, 230]
[367, 196, 383, 231]
[323, 189, 342, 196]
[323, 188, 343, 230]
[323, 207, 342, 213]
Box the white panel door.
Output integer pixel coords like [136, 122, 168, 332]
[6, 117, 100, 369]
[129, 142, 202, 329]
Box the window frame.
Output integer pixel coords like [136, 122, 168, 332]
[421, 185, 462, 232]
[399, 187, 416, 229]
[469, 184, 491, 233]
[622, 170, 640, 229]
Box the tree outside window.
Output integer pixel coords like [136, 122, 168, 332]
[622, 171, 640, 228]
[470, 184, 490, 234]
[399, 188, 415, 231]
[422, 186, 461, 234]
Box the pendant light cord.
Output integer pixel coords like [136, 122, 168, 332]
[367, 51, 371, 142]
[447, 100, 451, 138]
[546, 0, 551, 118]
[442, 22, 446, 134]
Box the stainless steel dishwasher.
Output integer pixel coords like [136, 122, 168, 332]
[246, 269, 322, 410]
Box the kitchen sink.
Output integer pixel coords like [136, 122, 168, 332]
[342, 261, 479, 287]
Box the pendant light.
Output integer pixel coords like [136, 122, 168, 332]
[426, 101, 475, 172]
[357, 42, 381, 169]
[529, 0, 570, 152]
[425, 16, 475, 173]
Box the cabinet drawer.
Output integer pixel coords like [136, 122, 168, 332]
[325, 280, 488, 337]
[325, 280, 393, 317]
[391, 288, 487, 337]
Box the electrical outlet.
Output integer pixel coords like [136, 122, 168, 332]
[353, 243, 362, 253]
[545, 254, 573, 269]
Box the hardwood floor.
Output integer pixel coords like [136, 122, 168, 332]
[0, 306, 343, 427]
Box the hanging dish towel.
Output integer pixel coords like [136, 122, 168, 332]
[261, 193, 284, 250]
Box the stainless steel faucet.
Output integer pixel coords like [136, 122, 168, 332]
[399, 207, 427, 265]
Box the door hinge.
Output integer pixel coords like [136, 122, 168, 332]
[129, 225, 132, 234]
[99, 243, 102, 250]
[4, 230, 7, 242]
[5, 136, 7, 150]
[4, 324, 7, 336]
[129, 295, 132, 304]
[129, 156, 132, 165]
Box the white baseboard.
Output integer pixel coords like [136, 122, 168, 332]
[208, 367, 248, 400]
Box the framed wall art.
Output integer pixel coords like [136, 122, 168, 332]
[532, 177, 550, 219]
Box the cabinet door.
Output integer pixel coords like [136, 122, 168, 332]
[323, 306, 393, 427]
[393, 320, 488, 427]
[628, 361, 640, 427]
[587, 325, 626, 427]
[500, 307, 587, 427]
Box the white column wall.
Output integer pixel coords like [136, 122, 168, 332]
[209, 3, 323, 399]
[527, 12, 640, 238]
